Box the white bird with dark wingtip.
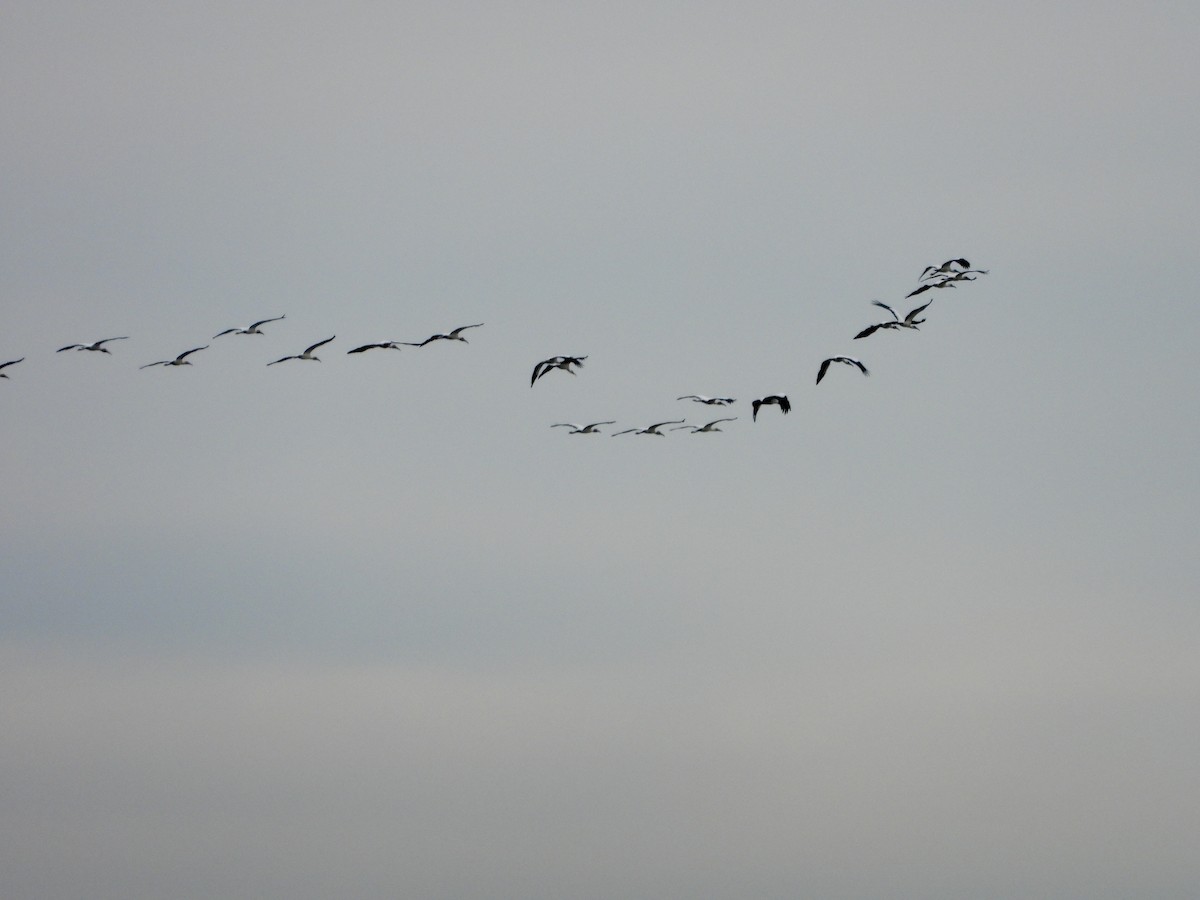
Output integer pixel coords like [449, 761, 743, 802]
[139, 348, 208, 372]
[671, 417, 736, 433]
[401, 323, 484, 347]
[906, 279, 960, 299]
[140, 345, 209, 369]
[919, 258, 971, 281]
[816, 356, 869, 384]
[346, 341, 404, 354]
[531, 355, 587, 387]
[267, 336, 335, 366]
[213, 315, 286, 338]
[854, 299, 932, 339]
[751, 396, 790, 421]
[551, 420, 615, 434]
[0, 358, 25, 379]
[677, 394, 736, 406]
[57, 337, 129, 354]
[611, 420, 685, 436]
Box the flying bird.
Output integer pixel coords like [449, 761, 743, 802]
[267, 336, 335, 365]
[672, 417, 736, 433]
[905, 279, 959, 299]
[402, 323, 484, 347]
[551, 421, 615, 434]
[57, 337, 129, 354]
[751, 396, 790, 421]
[611, 420, 685, 436]
[918, 258, 971, 281]
[140, 346, 209, 369]
[531, 355, 587, 387]
[213, 315, 285, 338]
[347, 341, 404, 354]
[0, 358, 25, 379]
[816, 356, 869, 384]
[854, 300, 932, 339]
[677, 394, 736, 406]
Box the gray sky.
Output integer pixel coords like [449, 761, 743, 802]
[3, 1, 1198, 897]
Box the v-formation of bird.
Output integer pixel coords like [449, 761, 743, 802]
[6, 260, 986, 436]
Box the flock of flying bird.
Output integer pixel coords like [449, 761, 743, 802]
[3, 260, 987, 436]
[540, 258, 987, 435]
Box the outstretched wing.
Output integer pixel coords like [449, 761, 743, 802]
[904, 300, 933, 324]
[178, 345, 208, 361]
[854, 324, 882, 340]
[303, 336, 336, 354]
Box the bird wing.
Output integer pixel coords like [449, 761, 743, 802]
[677, 395, 702, 401]
[778, 397, 791, 414]
[854, 324, 881, 340]
[904, 300, 933, 323]
[872, 300, 899, 320]
[139, 361, 166, 369]
[57, 344, 83, 352]
[707, 417, 737, 426]
[266, 355, 296, 366]
[611, 428, 637, 436]
[905, 283, 932, 298]
[177, 345, 208, 361]
[531, 359, 556, 385]
[249, 315, 285, 330]
[0, 358, 23, 370]
[304, 336, 336, 354]
[550, 423, 581, 429]
[449, 323, 484, 337]
[96, 337, 129, 346]
[816, 359, 832, 384]
[213, 328, 239, 338]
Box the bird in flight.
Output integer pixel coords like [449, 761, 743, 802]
[267, 336, 336, 365]
[0, 358, 25, 379]
[905, 280, 960, 299]
[677, 394, 735, 406]
[531, 355, 587, 387]
[213, 315, 285, 338]
[816, 356, 869, 384]
[751, 396, 790, 421]
[140, 346, 209, 369]
[854, 299, 932, 339]
[672, 417, 736, 433]
[611, 420, 685, 436]
[918, 258, 971, 281]
[346, 341, 404, 354]
[402, 323, 484, 347]
[551, 420, 615, 434]
[57, 337, 129, 354]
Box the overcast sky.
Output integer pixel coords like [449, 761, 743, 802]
[3, 2, 1198, 898]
